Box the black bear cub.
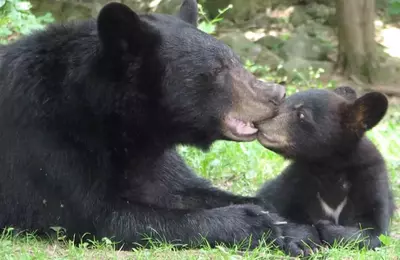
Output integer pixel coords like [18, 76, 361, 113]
[255, 86, 395, 250]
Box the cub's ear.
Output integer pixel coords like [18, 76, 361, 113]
[345, 92, 388, 133]
[97, 3, 147, 54]
[178, 0, 198, 26]
[333, 86, 357, 101]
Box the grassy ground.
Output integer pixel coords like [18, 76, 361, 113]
[0, 82, 399, 259]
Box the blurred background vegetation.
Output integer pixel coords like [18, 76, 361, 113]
[2, 0, 400, 92]
[0, 0, 399, 258]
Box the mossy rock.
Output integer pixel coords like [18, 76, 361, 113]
[281, 27, 331, 61]
[289, 6, 312, 27]
[256, 49, 284, 70]
[304, 3, 336, 25]
[218, 31, 262, 62]
[203, 0, 266, 24]
[256, 35, 284, 51]
[282, 57, 334, 80]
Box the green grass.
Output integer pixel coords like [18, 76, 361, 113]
[0, 85, 399, 259]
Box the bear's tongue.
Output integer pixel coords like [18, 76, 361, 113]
[226, 117, 258, 136]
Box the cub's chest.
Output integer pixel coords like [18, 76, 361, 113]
[316, 191, 348, 224]
[307, 174, 352, 224]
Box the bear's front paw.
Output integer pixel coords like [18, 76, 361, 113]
[315, 219, 333, 227]
[211, 204, 285, 249]
[282, 223, 322, 257]
[314, 220, 338, 246]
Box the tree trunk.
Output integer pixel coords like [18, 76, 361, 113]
[335, 0, 377, 84]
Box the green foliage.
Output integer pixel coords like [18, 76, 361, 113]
[0, 0, 53, 44]
[197, 3, 232, 35]
[389, 0, 400, 15]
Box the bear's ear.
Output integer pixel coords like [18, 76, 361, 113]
[345, 92, 388, 133]
[333, 86, 357, 101]
[178, 0, 198, 26]
[97, 3, 144, 54]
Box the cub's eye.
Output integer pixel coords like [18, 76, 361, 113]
[297, 111, 305, 119]
[212, 67, 223, 74]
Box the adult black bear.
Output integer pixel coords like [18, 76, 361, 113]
[0, 0, 305, 252]
[256, 86, 395, 250]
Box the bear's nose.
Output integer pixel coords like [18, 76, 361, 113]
[270, 84, 286, 105]
[255, 81, 286, 105]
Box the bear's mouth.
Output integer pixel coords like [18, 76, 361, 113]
[224, 116, 258, 141]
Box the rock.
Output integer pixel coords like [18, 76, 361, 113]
[303, 22, 335, 40]
[218, 31, 262, 62]
[288, 3, 335, 27]
[281, 26, 331, 61]
[282, 57, 334, 80]
[256, 35, 284, 51]
[289, 6, 311, 27]
[218, 31, 284, 69]
[153, 0, 182, 15]
[203, 0, 266, 24]
[202, 0, 231, 18]
[269, 0, 304, 8]
[31, 0, 151, 22]
[121, 0, 151, 12]
[305, 3, 336, 25]
[61, 3, 92, 21]
[30, 0, 65, 21]
[253, 15, 281, 29]
[256, 49, 284, 70]
[314, 0, 335, 6]
[375, 57, 400, 85]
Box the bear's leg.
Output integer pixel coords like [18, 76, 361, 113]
[123, 149, 265, 210]
[96, 202, 285, 249]
[175, 186, 262, 209]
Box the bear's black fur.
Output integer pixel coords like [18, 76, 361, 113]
[256, 86, 395, 250]
[0, 0, 299, 251]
